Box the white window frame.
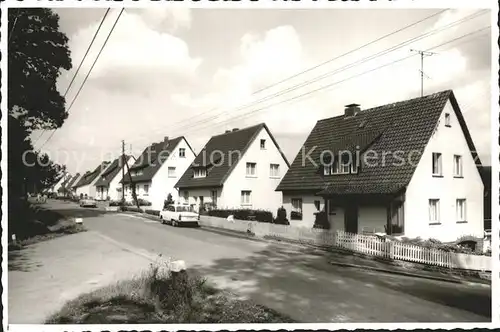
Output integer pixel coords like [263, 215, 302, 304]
[168, 167, 176, 178]
[260, 139, 266, 150]
[432, 153, 442, 176]
[456, 199, 467, 222]
[453, 155, 463, 177]
[291, 198, 303, 220]
[241, 190, 252, 206]
[144, 184, 149, 196]
[179, 148, 186, 158]
[246, 162, 257, 177]
[429, 199, 440, 223]
[270, 163, 280, 178]
[193, 168, 207, 178]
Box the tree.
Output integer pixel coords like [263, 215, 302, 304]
[8, 8, 72, 130]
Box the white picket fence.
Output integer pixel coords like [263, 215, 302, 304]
[199, 216, 491, 272]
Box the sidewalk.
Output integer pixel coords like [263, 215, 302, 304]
[8, 231, 155, 324]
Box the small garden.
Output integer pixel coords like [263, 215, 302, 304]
[206, 207, 290, 225]
[46, 260, 295, 324]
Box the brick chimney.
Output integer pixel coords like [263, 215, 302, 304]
[232, 128, 239, 132]
[163, 136, 169, 144]
[345, 103, 361, 117]
[225, 130, 231, 134]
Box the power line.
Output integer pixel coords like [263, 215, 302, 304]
[127, 9, 451, 145]
[39, 8, 124, 150]
[34, 8, 111, 146]
[175, 26, 491, 136]
[252, 9, 449, 95]
[132, 10, 487, 143]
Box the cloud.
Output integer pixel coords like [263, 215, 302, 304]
[59, 9, 201, 94]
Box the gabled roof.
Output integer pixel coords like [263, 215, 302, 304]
[121, 136, 190, 184]
[176, 123, 290, 189]
[68, 173, 81, 189]
[277, 90, 481, 195]
[95, 155, 129, 187]
[74, 162, 110, 188]
[58, 174, 73, 190]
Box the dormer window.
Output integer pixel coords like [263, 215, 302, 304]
[324, 155, 357, 175]
[194, 168, 207, 178]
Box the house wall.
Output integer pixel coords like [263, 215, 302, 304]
[179, 188, 221, 209]
[106, 156, 135, 201]
[222, 127, 289, 215]
[282, 194, 324, 228]
[405, 100, 484, 242]
[147, 139, 196, 210]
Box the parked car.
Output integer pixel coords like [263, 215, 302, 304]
[80, 197, 97, 208]
[160, 204, 200, 227]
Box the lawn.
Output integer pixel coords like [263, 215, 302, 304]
[8, 201, 87, 251]
[46, 262, 295, 324]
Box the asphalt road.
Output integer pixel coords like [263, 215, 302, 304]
[47, 200, 491, 323]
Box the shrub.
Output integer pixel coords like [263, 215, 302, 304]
[124, 206, 142, 213]
[273, 207, 289, 225]
[109, 201, 121, 207]
[313, 211, 330, 230]
[145, 209, 160, 216]
[208, 209, 273, 223]
[138, 198, 152, 206]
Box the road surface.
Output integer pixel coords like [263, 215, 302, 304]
[42, 200, 492, 323]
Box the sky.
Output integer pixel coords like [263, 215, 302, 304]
[33, 7, 492, 174]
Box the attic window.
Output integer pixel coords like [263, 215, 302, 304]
[445, 113, 451, 127]
[324, 156, 357, 175]
[260, 139, 266, 150]
[194, 168, 207, 178]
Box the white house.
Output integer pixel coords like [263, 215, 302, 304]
[68, 172, 82, 196]
[49, 173, 69, 196]
[94, 155, 135, 201]
[121, 136, 196, 210]
[276, 90, 484, 244]
[73, 162, 111, 199]
[175, 123, 290, 215]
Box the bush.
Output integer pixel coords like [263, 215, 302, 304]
[273, 207, 289, 225]
[398, 236, 482, 255]
[138, 198, 152, 206]
[208, 209, 273, 223]
[123, 206, 142, 213]
[145, 209, 160, 216]
[109, 201, 121, 207]
[313, 211, 330, 230]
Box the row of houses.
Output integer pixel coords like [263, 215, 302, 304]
[58, 90, 489, 243]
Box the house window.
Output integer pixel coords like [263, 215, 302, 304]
[183, 191, 189, 203]
[291, 198, 303, 220]
[314, 200, 321, 211]
[193, 168, 207, 178]
[445, 113, 451, 127]
[211, 190, 217, 206]
[144, 184, 149, 196]
[260, 139, 266, 150]
[456, 199, 466, 222]
[246, 162, 257, 177]
[429, 199, 440, 223]
[432, 153, 442, 176]
[324, 158, 352, 175]
[241, 191, 252, 206]
[179, 148, 186, 158]
[270, 164, 280, 177]
[168, 167, 176, 177]
[453, 155, 463, 177]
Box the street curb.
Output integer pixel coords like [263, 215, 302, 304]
[328, 261, 470, 284]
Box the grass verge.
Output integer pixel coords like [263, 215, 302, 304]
[47, 262, 295, 324]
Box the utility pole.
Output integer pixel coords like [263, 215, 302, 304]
[410, 49, 436, 97]
[121, 140, 125, 204]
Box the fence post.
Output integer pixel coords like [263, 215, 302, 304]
[389, 241, 395, 260]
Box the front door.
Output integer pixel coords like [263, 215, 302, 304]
[344, 204, 358, 233]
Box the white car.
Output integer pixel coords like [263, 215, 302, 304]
[160, 204, 200, 227]
[79, 197, 97, 208]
